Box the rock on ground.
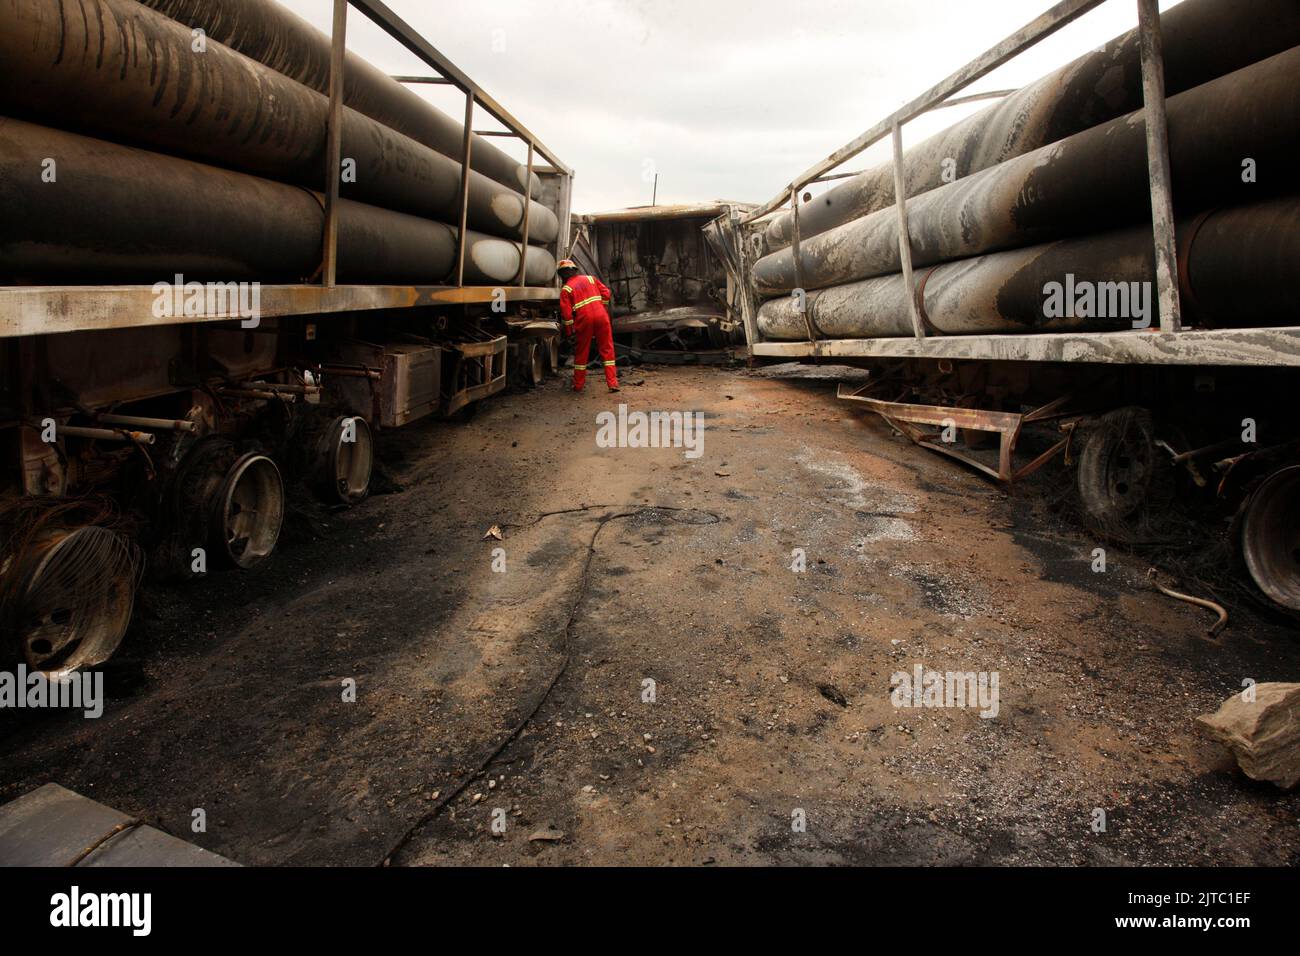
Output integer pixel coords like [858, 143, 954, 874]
[1197, 683, 1300, 789]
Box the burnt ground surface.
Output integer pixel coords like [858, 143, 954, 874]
[1, 365, 1298, 866]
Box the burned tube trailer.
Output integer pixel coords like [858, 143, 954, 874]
[729, 0, 1300, 617]
[570, 203, 754, 364]
[0, 0, 572, 678]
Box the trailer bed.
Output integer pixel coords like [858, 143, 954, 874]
[0, 285, 559, 339]
[748, 326, 1300, 367]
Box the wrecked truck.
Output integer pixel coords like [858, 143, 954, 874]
[569, 202, 753, 364]
[0, 0, 573, 676]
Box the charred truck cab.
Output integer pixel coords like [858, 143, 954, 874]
[569, 202, 753, 365]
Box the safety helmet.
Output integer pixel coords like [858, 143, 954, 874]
[556, 259, 577, 272]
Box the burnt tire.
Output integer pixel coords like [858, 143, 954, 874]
[1076, 407, 1163, 529]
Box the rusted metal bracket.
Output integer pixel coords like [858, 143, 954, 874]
[390, 75, 453, 85]
[837, 384, 1079, 483]
[444, 333, 508, 415]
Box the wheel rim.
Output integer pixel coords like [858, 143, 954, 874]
[1241, 465, 1300, 611]
[18, 527, 138, 676]
[331, 416, 373, 503]
[218, 454, 284, 569]
[528, 343, 544, 385]
[1102, 430, 1151, 516]
[1078, 410, 1158, 525]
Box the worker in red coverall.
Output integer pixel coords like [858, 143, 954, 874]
[557, 259, 619, 393]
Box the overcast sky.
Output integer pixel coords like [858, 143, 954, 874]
[277, 0, 1183, 213]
